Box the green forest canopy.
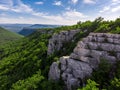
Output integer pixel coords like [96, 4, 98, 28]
[0, 17, 120, 90]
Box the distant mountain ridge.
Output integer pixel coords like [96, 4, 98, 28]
[18, 24, 60, 36]
[0, 24, 31, 33]
[30, 24, 60, 29]
[0, 24, 60, 36]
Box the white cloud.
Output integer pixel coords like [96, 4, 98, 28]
[32, 12, 47, 17]
[0, 9, 88, 25]
[0, 5, 9, 10]
[98, 0, 120, 21]
[112, 0, 120, 5]
[71, 0, 78, 4]
[12, 4, 33, 13]
[111, 5, 120, 12]
[42, 9, 88, 24]
[0, 0, 46, 17]
[112, 0, 120, 2]
[53, 1, 62, 6]
[63, 10, 87, 20]
[99, 0, 120, 13]
[0, 0, 33, 13]
[35, 1, 44, 5]
[65, 7, 71, 10]
[0, 0, 88, 25]
[83, 0, 96, 4]
[99, 6, 110, 13]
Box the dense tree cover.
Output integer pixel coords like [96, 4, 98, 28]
[0, 32, 52, 89]
[11, 70, 44, 90]
[0, 17, 120, 90]
[0, 30, 65, 90]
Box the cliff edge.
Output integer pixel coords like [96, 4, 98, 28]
[49, 33, 120, 90]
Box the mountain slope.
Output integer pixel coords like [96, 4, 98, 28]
[0, 17, 120, 90]
[0, 27, 23, 45]
[0, 31, 53, 90]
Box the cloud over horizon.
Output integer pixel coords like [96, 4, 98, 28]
[0, 0, 119, 25]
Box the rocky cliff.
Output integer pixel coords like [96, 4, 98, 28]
[47, 29, 80, 55]
[49, 33, 120, 90]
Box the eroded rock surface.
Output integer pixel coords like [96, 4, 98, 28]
[47, 29, 80, 55]
[49, 33, 120, 90]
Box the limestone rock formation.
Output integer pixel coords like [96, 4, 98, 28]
[47, 29, 80, 55]
[49, 33, 120, 90]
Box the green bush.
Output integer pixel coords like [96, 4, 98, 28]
[78, 79, 99, 90]
[108, 78, 120, 90]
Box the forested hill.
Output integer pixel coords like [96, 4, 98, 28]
[0, 27, 23, 45]
[0, 17, 120, 90]
[18, 24, 60, 36]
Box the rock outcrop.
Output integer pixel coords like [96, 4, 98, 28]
[47, 29, 80, 55]
[49, 33, 120, 90]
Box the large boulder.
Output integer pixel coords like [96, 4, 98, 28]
[49, 56, 92, 90]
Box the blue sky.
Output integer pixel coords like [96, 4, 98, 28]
[0, 0, 120, 25]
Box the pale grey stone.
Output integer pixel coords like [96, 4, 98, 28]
[106, 33, 115, 38]
[49, 62, 60, 81]
[100, 43, 115, 51]
[77, 41, 88, 49]
[74, 48, 90, 56]
[114, 45, 120, 52]
[67, 59, 92, 79]
[47, 29, 80, 55]
[113, 39, 120, 44]
[107, 38, 114, 43]
[87, 42, 99, 50]
[70, 53, 78, 60]
[48, 33, 120, 90]
[114, 34, 120, 39]
[62, 72, 68, 81]
[59, 56, 68, 71]
[67, 78, 80, 90]
[90, 50, 103, 58]
[97, 37, 105, 42]
[79, 56, 90, 63]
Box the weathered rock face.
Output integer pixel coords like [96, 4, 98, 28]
[49, 56, 92, 90]
[49, 33, 120, 90]
[47, 29, 80, 55]
[70, 33, 120, 68]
